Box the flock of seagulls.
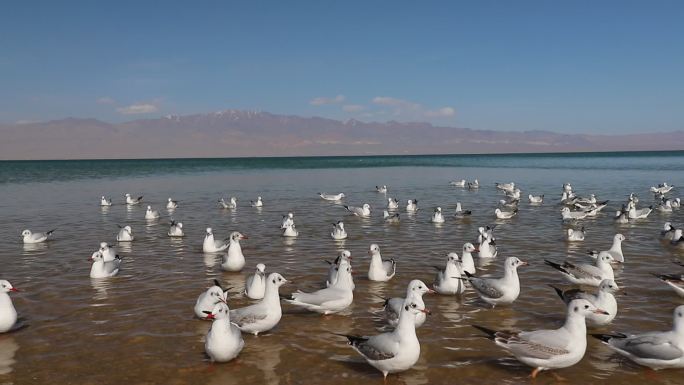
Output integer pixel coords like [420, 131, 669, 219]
[4, 180, 684, 381]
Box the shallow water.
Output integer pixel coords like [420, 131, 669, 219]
[0, 154, 683, 384]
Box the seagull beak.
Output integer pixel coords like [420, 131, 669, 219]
[473, 248, 480, 252]
[594, 309, 609, 315]
[519, 261, 529, 266]
[9, 287, 19, 292]
[240, 235, 249, 240]
[204, 314, 216, 320]
[421, 308, 432, 315]
[427, 289, 436, 294]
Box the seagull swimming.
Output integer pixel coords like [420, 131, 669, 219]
[387, 198, 399, 210]
[545, 253, 615, 287]
[166, 198, 178, 209]
[345, 203, 371, 217]
[376, 185, 387, 193]
[653, 271, 684, 298]
[203, 227, 229, 253]
[194, 279, 229, 319]
[319, 192, 345, 201]
[145, 206, 160, 220]
[433, 253, 465, 295]
[124, 193, 143, 205]
[331, 221, 348, 240]
[381, 280, 433, 328]
[168, 221, 184, 237]
[204, 302, 244, 363]
[467, 179, 480, 189]
[326, 250, 354, 289]
[450, 179, 466, 187]
[566, 227, 586, 242]
[116, 225, 134, 242]
[282, 223, 299, 237]
[460, 243, 478, 275]
[561, 207, 588, 221]
[218, 197, 237, 209]
[406, 199, 418, 212]
[280, 212, 294, 229]
[383, 210, 400, 223]
[339, 301, 429, 379]
[495, 208, 518, 219]
[367, 244, 396, 282]
[0, 280, 19, 333]
[231, 273, 288, 335]
[244, 263, 266, 300]
[89, 250, 121, 278]
[650, 182, 675, 195]
[250, 196, 263, 207]
[478, 234, 498, 259]
[474, 299, 608, 378]
[286, 259, 354, 315]
[431, 207, 445, 223]
[98, 242, 118, 262]
[463, 257, 527, 307]
[551, 279, 619, 326]
[221, 232, 248, 272]
[100, 196, 112, 206]
[21, 228, 56, 244]
[454, 202, 472, 218]
[592, 305, 684, 370]
[627, 201, 653, 219]
[661, 222, 678, 241]
[528, 194, 544, 204]
[588, 234, 625, 263]
[496, 182, 515, 192]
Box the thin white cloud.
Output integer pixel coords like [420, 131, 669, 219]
[425, 107, 456, 118]
[372, 96, 455, 119]
[97, 97, 116, 105]
[342, 104, 366, 112]
[372, 96, 420, 110]
[117, 103, 158, 115]
[310, 94, 345, 106]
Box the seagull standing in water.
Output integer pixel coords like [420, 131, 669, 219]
[588, 234, 625, 263]
[168, 221, 184, 237]
[166, 198, 178, 209]
[89, 251, 122, 278]
[204, 302, 244, 363]
[380, 280, 433, 328]
[116, 225, 134, 242]
[194, 279, 230, 319]
[124, 193, 143, 205]
[221, 232, 248, 272]
[406, 199, 418, 212]
[367, 244, 396, 282]
[592, 305, 684, 369]
[250, 196, 263, 207]
[244, 263, 266, 300]
[345, 203, 371, 217]
[331, 221, 348, 240]
[566, 227, 586, 242]
[285, 259, 354, 315]
[231, 273, 288, 335]
[319, 192, 345, 201]
[551, 279, 619, 326]
[280, 213, 294, 229]
[218, 197, 237, 209]
[387, 198, 399, 210]
[0, 280, 19, 333]
[338, 301, 429, 379]
[545, 253, 615, 287]
[473, 299, 609, 379]
[463, 257, 527, 307]
[203, 227, 228, 253]
[431, 207, 445, 223]
[433, 253, 465, 295]
[145, 206, 160, 220]
[100, 196, 112, 206]
[454, 202, 472, 218]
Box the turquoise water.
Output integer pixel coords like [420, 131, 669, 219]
[1, 150, 683, 184]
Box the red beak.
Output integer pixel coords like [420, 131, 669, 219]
[9, 288, 19, 292]
[204, 314, 215, 320]
[427, 289, 436, 294]
[421, 308, 432, 315]
[473, 248, 480, 252]
[240, 235, 249, 240]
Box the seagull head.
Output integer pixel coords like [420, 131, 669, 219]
[21, 229, 31, 237]
[403, 302, 431, 316]
[0, 280, 19, 293]
[203, 302, 230, 321]
[267, 272, 288, 287]
[256, 263, 266, 274]
[569, 299, 609, 317]
[463, 243, 477, 253]
[598, 279, 620, 294]
[230, 231, 248, 241]
[408, 279, 435, 296]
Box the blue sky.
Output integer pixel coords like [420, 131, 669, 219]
[1, 0, 682, 133]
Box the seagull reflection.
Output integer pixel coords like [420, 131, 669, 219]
[282, 237, 296, 248]
[22, 242, 48, 253]
[0, 337, 18, 375]
[117, 242, 132, 253]
[248, 340, 285, 385]
[90, 278, 113, 301]
[203, 253, 219, 268]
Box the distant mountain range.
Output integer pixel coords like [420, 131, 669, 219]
[1, 110, 682, 159]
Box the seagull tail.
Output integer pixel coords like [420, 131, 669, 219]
[46, 228, 57, 235]
[472, 325, 498, 340]
[590, 333, 627, 343]
[544, 259, 566, 274]
[548, 284, 565, 301]
[332, 333, 368, 345]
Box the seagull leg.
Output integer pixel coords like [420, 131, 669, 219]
[550, 371, 567, 382]
[530, 367, 541, 379]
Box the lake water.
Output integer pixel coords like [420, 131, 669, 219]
[0, 151, 683, 384]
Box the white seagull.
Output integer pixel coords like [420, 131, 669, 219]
[339, 301, 429, 379]
[89, 251, 121, 278]
[282, 223, 299, 237]
[218, 197, 237, 209]
[545, 253, 615, 287]
[144, 206, 160, 220]
[204, 302, 244, 363]
[221, 232, 248, 272]
[433, 253, 465, 295]
[495, 207, 518, 219]
[431, 207, 445, 223]
[406, 199, 418, 212]
[592, 305, 684, 370]
[561, 207, 588, 221]
[166, 198, 178, 209]
[387, 198, 399, 210]
[124, 193, 143, 205]
[331, 221, 348, 240]
[566, 227, 586, 242]
[454, 202, 472, 218]
[21, 228, 56, 244]
[0, 280, 19, 333]
[116, 225, 134, 242]
[460, 243, 478, 275]
[280, 212, 294, 229]
[98, 242, 118, 262]
[381, 280, 433, 328]
[376, 185, 387, 193]
[450, 179, 466, 187]
[367, 244, 396, 282]
[100, 196, 112, 206]
[588, 234, 626, 263]
[463, 257, 527, 307]
[474, 298, 608, 378]
[319, 192, 345, 201]
[627, 201, 653, 219]
[661, 222, 678, 241]
[203, 227, 228, 253]
[244, 263, 266, 300]
[344, 203, 371, 217]
[383, 210, 400, 223]
[168, 221, 184, 237]
[326, 250, 354, 289]
[551, 279, 619, 326]
[286, 259, 354, 315]
[231, 273, 288, 335]
[194, 279, 230, 319]
[250, 196, 263, 207]
[528, 194, 544, 204]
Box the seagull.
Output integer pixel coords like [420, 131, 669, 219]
[383, 210, 400, 224]
[614, 205, 629, 224]
[431, 207, 445, 223]
[551, 279, 619, 326]
[588, 234, 626, 263]
[98, 242, 118, 262]
[338, 301, 429, 379]
[280, 212, 294, 229]
[474, 299, 609, 379]
[380, 280, 433, 328]
[244, 263, 266, 300]
[495, 208, 518, 219]
[0, 280, 19, 333]
[21, 228, 56, 244]
[671, 229, 684, 247]
[282, 223, 299, 237]
[463, 257, 527, 307]
[653, 273, 684, 298]
[592, 305, 684, 370]
[499, 198, 520, 209]
[406, 199, 418, 212]
[627, 201, 653, 219]
[203, 227, 228, 253]
[433, 253, 465, 295]
[203, 302, 244, 363]
[566, 227, 586, 241]
[100, 196, 112, 206]
[650, 182, 675, 194]
[561, 207, 588, 221]
[454, 202, 472, 218]
[672, 198, 681, 208]
[528, 194, 544, 204]
[168, 221, 184, 237]
[218, 197, 237, 209]
[657, 199, 673, 213]
[505, 188, 522, 200]
[376, 185, 387, 193]
[467, 179, 480, 189]
[285, 259, 354, 315]
[250, 196, 263, 207]
[145, 206, 160, 220]
[478, 235, 498, 259]
[545, 253, 615, 287]
[450, 179, 466, 187]
[477, 226, 496, 245]
[661, 222, 678, 241]
[221, 232, 248, 272]
[576, 194, 598, 205]
[194, 279, 230, 319]
[496, 182, 515, 192]
[460, 243, 478, 275]
[331, 221, 348, 240]
[231, 273, 288, 335]
[116, 225, 134, 242]
[345, 203, 371, 217]
[387, 198, 399, 210]
[367, 244, 396, 282]
[326, 250, 353, 289]
[166, 198, 178, 209]
[124, 193, 143, 205]
[319, 192, 345, 201]
[89, 251, 121, 278]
